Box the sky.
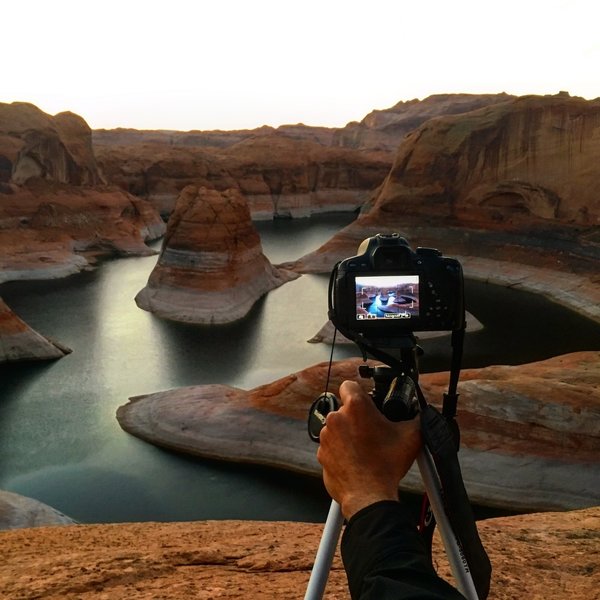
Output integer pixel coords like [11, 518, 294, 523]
[3, 0, 599, 131]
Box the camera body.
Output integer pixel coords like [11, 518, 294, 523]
[329, 234, 465, 343]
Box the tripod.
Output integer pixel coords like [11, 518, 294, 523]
[304, 333, 488, 600]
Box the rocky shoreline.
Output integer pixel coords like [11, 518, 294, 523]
[117, 352, 600, 513]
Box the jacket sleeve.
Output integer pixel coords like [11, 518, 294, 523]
[341, 500, 467, 600]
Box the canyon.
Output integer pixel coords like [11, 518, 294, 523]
[1, 93, 598, 598]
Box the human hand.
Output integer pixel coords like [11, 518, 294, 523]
[316, 380, 422, 520]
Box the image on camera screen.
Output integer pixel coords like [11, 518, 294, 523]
[355, 275, 419, 321]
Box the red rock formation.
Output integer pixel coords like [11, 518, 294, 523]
[333, 93, 515, 151]
[0, 102, 165, 283]
[283, 94, 600, 323]
[1, 507, 598, 599]
[95, 94, 514, 219]
[95, 132, 392, 218]
[117, 351, 600, 512]
[135, 185, 299, 324]
[0, 297, 70, 361]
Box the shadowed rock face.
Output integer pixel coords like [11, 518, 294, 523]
[135, 185, 299, 324]
[0, 490, 75, 530]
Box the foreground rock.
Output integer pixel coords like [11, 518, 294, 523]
[0, 490, 75, 530]
[117, 352, 600, 512]
[0, 297, 70, 362]
[135, 185, 299, 324]
[0, 506, 597, 599]
[0, 102, 165, 283]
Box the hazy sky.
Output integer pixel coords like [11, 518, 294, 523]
[4, 0, 599, 131]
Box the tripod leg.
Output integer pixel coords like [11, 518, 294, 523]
[417, 449, 479, 600]
[304, 500, 345, 600]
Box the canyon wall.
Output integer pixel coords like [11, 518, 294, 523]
[95, 133, 391, 219]
[0, 102, 165, 285]
[135, 185, 299, 324]
[94, 94, 513, 218]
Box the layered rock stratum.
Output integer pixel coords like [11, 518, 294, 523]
[0, 102, 165, 285]
[95, 133, 392, 219]
[0, 297, 70, 361]
[1, 507, 598, 599]
[117, 351, 600, 512]
[93, 94, 512, 218]
[135, 185, 299, 324]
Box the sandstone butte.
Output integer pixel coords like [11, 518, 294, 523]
[93, 94, 512, 219]
[0, 504, 598, 599]
[135, 185, 299, 324]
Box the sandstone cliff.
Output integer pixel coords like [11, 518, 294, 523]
[1, 507, 597, 599]
[333, 93, 515, 151]
[284, 94, 600, 323]
[0, 102, 166, 284]
[94, 94, 513, 219]
[117, 351, 600, 512]
[95, 133, 391, 219]
[135, 185, 299, 324]
[0, 297, 70, 361]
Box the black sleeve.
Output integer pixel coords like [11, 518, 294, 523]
[341, 500, 467, 600]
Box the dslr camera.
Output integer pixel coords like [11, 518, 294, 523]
[328, 233, 465, 345]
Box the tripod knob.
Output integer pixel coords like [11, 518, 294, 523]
[308, 392, 339, 442]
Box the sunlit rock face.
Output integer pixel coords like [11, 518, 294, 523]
[0, 297, 71, 362]
[0, 102, 166, 283]
[135, 185, 299, 324]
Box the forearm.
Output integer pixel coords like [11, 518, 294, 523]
[341, 501, 467, 600]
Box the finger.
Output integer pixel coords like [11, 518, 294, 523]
[339, 380, 381, 419]
[338, 380, 368, 406]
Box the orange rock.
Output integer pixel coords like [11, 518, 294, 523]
[0, 102, 166, 282]
[0, 507, 597, 599]
[117, 352, 600, 511]
[135, 186, 299, 324]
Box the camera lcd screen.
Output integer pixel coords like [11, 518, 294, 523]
[355, 275, 419, 321]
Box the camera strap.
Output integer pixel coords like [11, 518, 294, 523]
[419, 399, 492, 599]
[415, 325, 491, 599]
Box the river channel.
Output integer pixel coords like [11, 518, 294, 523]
[1, 215, 598, 524]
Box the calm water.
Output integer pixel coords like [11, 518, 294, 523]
[1, 215, 599, 524]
